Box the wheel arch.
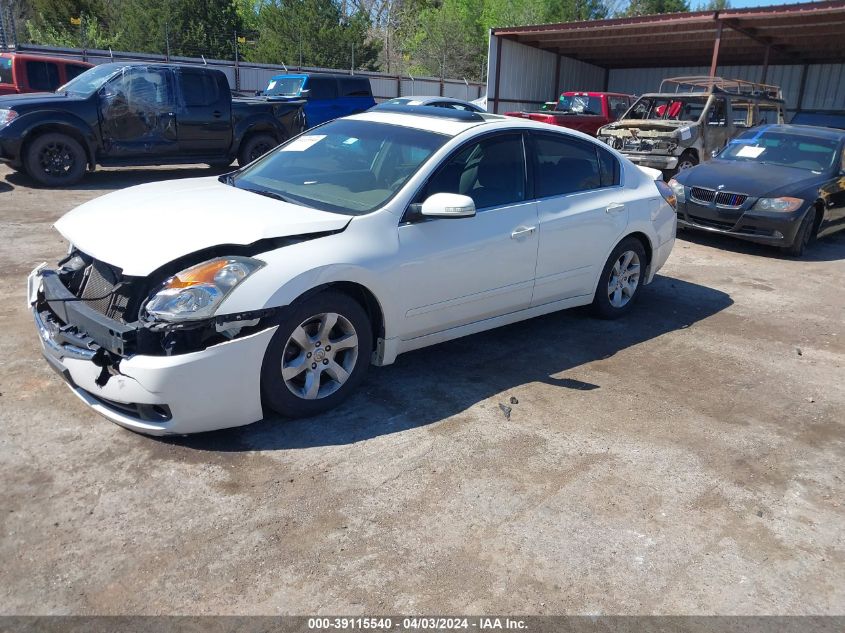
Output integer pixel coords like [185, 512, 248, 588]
[20, 121, 96, 168]
[286, 281, 386, 351]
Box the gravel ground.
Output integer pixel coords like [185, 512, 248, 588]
[0, 164, 843, 615]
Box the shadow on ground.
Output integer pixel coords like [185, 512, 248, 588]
[170, 274, 733, 453]
[678, 226, 845, 262]
[3, 165, 231, 192]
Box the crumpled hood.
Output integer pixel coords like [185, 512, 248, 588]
[54, 177, 351, 276]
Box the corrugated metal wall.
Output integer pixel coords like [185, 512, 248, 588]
[489, 36, 845, 116]
[15, 44, 486, 102]
[487, 34, 604, 113]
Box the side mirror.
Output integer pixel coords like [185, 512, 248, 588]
[711, 149, 719, 158]
[420, 193, 476, 218]
[299, 89, 311, 98]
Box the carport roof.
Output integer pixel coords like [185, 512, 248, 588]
[491, 0, 845, 68]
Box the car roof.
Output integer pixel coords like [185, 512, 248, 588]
[269, 72, 367, 80]
[350, 108, 599, 139]
[392, 96, 474, 104]
[756, 123, 845, 141]
[0, 52, 92, 66]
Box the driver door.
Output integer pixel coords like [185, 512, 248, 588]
[98, 66, 177, 158]
[395, 133, 539, 340]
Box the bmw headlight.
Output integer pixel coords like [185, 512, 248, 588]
[751, 197, 804, 213]
[668, 178, 686, 203]
[144, 256, 264, 322]
[0, 108, 18, 128]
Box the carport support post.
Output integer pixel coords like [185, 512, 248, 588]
[709, 19, 723, 78]
[761, 44, 770, 83]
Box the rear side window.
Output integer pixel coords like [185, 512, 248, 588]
[26, 61, 60, 91]
[180, 69, 219, 106]
[608, 96, 629, 121]
[65, 64, 90, 81]
[0, 57, 13, 84]
[532, 134, 602, 197]
[307, 76, 338, 99]
[597, 146, 620, 187]
[340, 77, 371, 97]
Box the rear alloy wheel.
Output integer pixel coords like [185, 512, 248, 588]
[238, 134, 277, 167]
[592, 237, 647, 319]
[261, 291, 372, 418]
[24, 132, 87, 187]
[783, 206, 817, 258]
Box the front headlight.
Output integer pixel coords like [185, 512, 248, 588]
[751, 197, 804, 213]
[0, 108, 18, 128]
[144, 256, 264, 322]
[668, 178, 686, 203]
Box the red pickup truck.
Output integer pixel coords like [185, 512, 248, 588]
[505, 91, 634, 136]
[0, 53, 92, 96]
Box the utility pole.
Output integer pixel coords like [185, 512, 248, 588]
[0, 4, 7, 50]
[165, 20, 171, 61]
[234, 30, 240, 91]
[351, 42, 354, 74]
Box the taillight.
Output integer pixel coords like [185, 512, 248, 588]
[655, 180, 677, 209]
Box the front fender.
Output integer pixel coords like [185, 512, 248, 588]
[13, 112, 98, 164]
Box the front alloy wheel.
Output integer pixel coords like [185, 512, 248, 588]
[282, 312, 359, 400]
[261, 291, 372, 418]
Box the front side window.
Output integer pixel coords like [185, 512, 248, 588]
[307, 77, 338, 99]
[532, 134, 602, 197]
[608, 96, 629, 121]
[26, 61, 60, 91]
[423, 134, 526, 210]
[65, 64, 90, 81]
[233, 119, 448, 215]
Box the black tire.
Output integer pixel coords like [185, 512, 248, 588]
[591, 237, 648, 320]
[672, 150, 698, 177]
[237, 133, 278, 167]
[782, 206, 817, 258]
[24, 132, 87, 187]
[261, 290, 373, 418]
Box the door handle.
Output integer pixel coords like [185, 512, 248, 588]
[511, 226, 537, 239]
[212, 110, 222, 118]
[606, 203, 625, 213]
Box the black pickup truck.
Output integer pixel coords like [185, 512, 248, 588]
[0, 62, 306, 186]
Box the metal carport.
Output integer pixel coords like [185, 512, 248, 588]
[487, 0, 845, 116]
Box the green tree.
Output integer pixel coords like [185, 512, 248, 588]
[248, 0, 379, 70]
[404, 0, 484, 79]
[624, 0, 690, 15]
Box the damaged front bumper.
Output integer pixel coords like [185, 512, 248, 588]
[29, 265, 277, 436]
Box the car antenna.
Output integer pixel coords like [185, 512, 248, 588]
[201, 55, 207, 65]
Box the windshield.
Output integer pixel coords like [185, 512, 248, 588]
[232, 119, 449, 215]
[624, 96, 707, 122]
[718, 128, 839, 171]
[557, 95, 601, 115]
[0, 56, 12, 85]
[58, 63, 120, 96]
[264, 77, 304, 96]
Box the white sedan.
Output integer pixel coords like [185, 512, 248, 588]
[29, 106, 676, 435]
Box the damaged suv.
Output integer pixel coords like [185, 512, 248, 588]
[29, 106, 676, 436]
[598, 76, 784, 177]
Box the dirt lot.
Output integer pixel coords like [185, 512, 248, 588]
[0, 163, 843, 615]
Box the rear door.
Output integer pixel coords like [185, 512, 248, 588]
[175, 67, 233, 155]
[529, 132, 628, 304]
[303, 76, 339, 127]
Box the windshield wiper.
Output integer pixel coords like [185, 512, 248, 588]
[238, 186, 312, 207]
